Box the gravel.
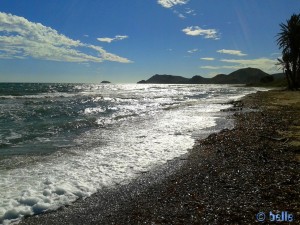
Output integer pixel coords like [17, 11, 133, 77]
[20, 90, 300, 225]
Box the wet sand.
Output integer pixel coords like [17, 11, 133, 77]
[20, 90, 300, 224]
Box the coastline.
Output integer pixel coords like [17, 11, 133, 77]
[19, 90, 300, 224]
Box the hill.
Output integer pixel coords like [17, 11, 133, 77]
[137, 74, 189, 84]
[137, 68, 273, 85]
[272, 73, 285, 80]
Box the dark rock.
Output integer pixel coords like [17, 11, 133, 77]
[260, 75, 274, 83]
[137, 80, 147, 84]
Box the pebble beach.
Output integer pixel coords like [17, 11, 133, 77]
[20, 90, 300, 225]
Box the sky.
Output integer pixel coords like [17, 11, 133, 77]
[0, 0, 299, 83]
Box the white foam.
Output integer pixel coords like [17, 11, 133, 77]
[0, 85, 269, 224]
[0, 93, 78, 100]
[83, 107, 105, 115]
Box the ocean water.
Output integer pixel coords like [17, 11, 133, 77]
[0, 83, 265, 224]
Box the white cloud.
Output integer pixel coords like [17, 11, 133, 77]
[90, 45, 131, 63]
[187, 48, 198, 53]
[185, 8, 196, 16]
[0, 12, 132, 63]
[220, 58, 278, 73]
[97, 35, 128, 43]
[217, 49, 247, 56]
[200, 58, 279, 73]
[115, 35, 128, 40]
[200, 65, 240, 70]
[157, 0, 189, 8]
[200, 57, 215, 61]
[177, 13, 186, 19]
[97, 37, 114, 43]
[158, 0, 195, 19]
[182, 26, 219, 40]
[200, 66, 220, 70]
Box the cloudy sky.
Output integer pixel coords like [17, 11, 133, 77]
[0, 0, 299, 83]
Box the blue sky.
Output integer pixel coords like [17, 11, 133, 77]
[0, 0, 299, 83]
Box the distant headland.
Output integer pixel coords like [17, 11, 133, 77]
[101, 81, 111, 84]
[137, 68, 284, 85]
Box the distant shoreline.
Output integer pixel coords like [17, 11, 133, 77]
[137, 68, 284, 86]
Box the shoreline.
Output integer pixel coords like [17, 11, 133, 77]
[19, 90, 300, 224]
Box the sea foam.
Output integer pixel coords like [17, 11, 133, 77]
[0, 84, 267, 224]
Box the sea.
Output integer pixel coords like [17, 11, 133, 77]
[0, 83, 266, 224]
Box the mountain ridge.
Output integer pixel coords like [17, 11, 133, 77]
[137, 68, 276, 84]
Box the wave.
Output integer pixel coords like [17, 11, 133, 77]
[0, 83, 81, 96]
[0, 83, 269, 224]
